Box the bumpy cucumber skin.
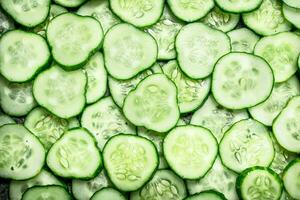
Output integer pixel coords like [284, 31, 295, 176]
[215, 0, 263, 14]
[282, 158, 300, 198]
[184, 190, 227, 200]
[21, 185, 71, 200]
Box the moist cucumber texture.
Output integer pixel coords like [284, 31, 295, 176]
[184, 190, 227, 200]
[227, 28, 260, 53]
[22, 185, 71, 200]
[283, 0, 300, 8]
[91, 187, 126, 200]
[283, 158, 300, 199]
[0, 113, 15, 126]
[215, 0, 263, 13]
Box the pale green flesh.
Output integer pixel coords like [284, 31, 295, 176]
[227, 28, 260, 53]
[0, 114, 15, 126]
[185, 192, 225, 200]
[216, 0, 263, 13]
[283, 0, 300, 8]
[54, 0, 86, 7]
[283, 160, 300, 199]
[22, 186, 71, 200]
[0, 10, 15, 36]
[283, 4, 300, 29]
[92, 188, 126, 200]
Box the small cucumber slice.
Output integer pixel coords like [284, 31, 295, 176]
[123, 74, 179, 132]
[283, 158, 300, 199]
[283, 0, 300, 8]
[184, 190, 227, 200]
[22, 185, 71, 200]
[91, 187, 126, 200]
[0, 124, 45, 180]
[46, 128, 102, 179]
[0, 9, 15, 36]
[227, 28, 260, 53]
[0, 114, 15, 126]
[103, 134, 158, 192]
[283, 3, 300, 29]
[216, 0, 263, 13]
[54, 0, 87, 8]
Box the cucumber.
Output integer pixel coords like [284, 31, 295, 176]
[254, 32, 300, 83]
[216, 0, 263, 13]
[0, 0, 50, 27]
[103, 23, 157, 80]
[109, 0, 164, 27]
[236, 167, 283, 200]
[282, 158, 300, 199]
[283, 3, 300, 29]
[130, 169, 187, 200]
[191, 96, 249, 142]
[33, 65, 87, 119]
[81, 96, 136, 150]
[22, 185, 71, 200]
[212, 52, 274, 110]
[167, 0, 214, 22]
[46, 13, 103, 70]
[227, 28, 260, 53]
[0, 30, 50, 82]
[103, 134, 159, 192]
[163, 125, 218, 179]
[0, 124, 45, 180]
[249, 76, 300, 126]
[184, 190, 227, 200]
[283, 0, 300, 8]
[46, 128, 102, 179]
[219, 119, 275, 173]
[151, 63, 163, 73]
[68, 117, 80, 129]
[91, 187, 126, 200]
[123, 74, 179, 132]
[175, 23, 230, 79]
[0, 9, 15, 36]
[54, 0, 87, 8]
[162, 60, 211, 114]
[0, 113, 15, 126]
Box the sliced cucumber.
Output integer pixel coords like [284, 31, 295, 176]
[123, 74, 179, 132]
[162, 60, 211, 113]
[22, 185, 71, 200]
[81, 96, 136, 150]
[151, 63, 163, 73]
[249, 76, 300, 126]
[46, 128, 102, 179]
[33, 65, 87, 119]
[0, 113, 15, 126]
[283, 3, 300, 29]
[219, 119, 274, 173]
[227, 28, 260, 53]
[0, 30, 50, 82]
[103, 23, 157, 80]
[0, 124, 45, 180]
[184, 190, 227, 200]
[282, 158, 300, 199]
[175, 23, 230, 79]
[212, 52, 274, 109]
[216, 0, 263, 13]
[92, 187, 126, 200]
[68, 117, 80, 129]
[0, 9, 15, 36]
[103, 134, 159, 192]
[54, 0, 87, 8]
[283, 0, 300, 8]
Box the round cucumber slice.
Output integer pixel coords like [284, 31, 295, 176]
[22, 185, 71, 200]
[0, 9, 15, 36]
[216, 0, 263, 13]
[184, 190, 227, 200]
[283, 158, 300, 199]
[54, 0, 87, 8]
[227, 28, 260, 53]
[0, 113, 15, 126]
[283, 0, 300, 8]
[92, 187, 126, 200]
[283, 3, 300, 29]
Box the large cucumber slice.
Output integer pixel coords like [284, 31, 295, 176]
[227, 28, 260, 53]
[184, 190, 227, 200]
[91, 187, 126, 200]
[282, 158, 300, 199]
[216, 0, 263, 13]
[22, 185, 71, 200]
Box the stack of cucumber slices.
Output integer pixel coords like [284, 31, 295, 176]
[1, 0, 300, 199]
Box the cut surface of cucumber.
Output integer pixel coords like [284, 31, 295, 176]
[283, 0, 300, 8]
[0, 9, 15, 36]
[54, 0, 87, 8]
[227, 28, 260, 53]
[184, 190, 227, 200]
[283, 4, 300, 29]
[282, 158, 300, 199]
[215, 0, 263, 13]
[0, 113, 15, 126]
[91, 187, 126, 200]
[22, 185, 71, 200]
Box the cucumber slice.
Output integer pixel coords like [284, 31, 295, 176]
[0, 114, 15, 126]
[255, 32, 300, 83]
[273, 96, 300, 153]
[219, 119, 274, 173]
[283, 158, 300, 199]
[68, 117, 80, 129]
[167, 0, 214, 22]
[191, 96, 249, 142]
[249, 76, 300, 126]
[103, 23, 157, 80]
[236, 167, 283, 200]
[0, 9, 15, 36]
[54, 0, 87, 8]
[0, 30, 50, 82]
[81, 96, 136, 150]
[130, 169, 187, 200]
[283, 4, 300, 29]
[216, 0, 263, 13]
[0, 124, 45, 180]
[212, 52, 274, 109]
[103, 134, 159, 192]
[77, 0, 120, 33]
[46, 13, 103, 70]
[109, 0, 164, 27]
[0, 0, 50, 27]
[151, 63, 163, 73]
[227, 28, 260, 53]
[92, 187, 126, 200]
[46, 128, 102, 179]
[175, 23, 230, 79]
[184, 190, 227, 200]
[280, 190, 294, 200]
[9, 169, 65, 200]
[123, 74, 179, 132]
[33, 65, 87, 119]
[163, 125, 218, 179]
[22, 185, 71, 200]
[283, 0, 300, 8]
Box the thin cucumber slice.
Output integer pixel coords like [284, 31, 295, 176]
[77, 0, 120, 34]
[249, 76, 300, 126]
[0, 113, 15, 126]
[0, 9, 15, 36]
[109, 0, 164, 27]
[219, 119, 274, 173]
[283, 4, 300, 29]
[103, 23, 157, 80]
[0, 124, 45, 180]
[227, 28, 260, 53]
[242, 0, 291, 36]
[92, 187, 126, 200]
[212, 52, 274, 109]
[254, 32, 300, 83]
[103, 134, 159, 192]
[163, 125, 218, 179]
[237, 167, 283, 200]
[46, 13, 103, 70]
[176, 23, 230, 79]
[123, 74, 179, 133]
[0, 30, 50, 82]
[0, 0, 50, 27]
[187, 157, 238, 200]
[191, 96, 249, 142]
[46, 128, 102, 179]
[146, 7, 183, 60]
[216, 0, 263, 13]
[130, 169, 187, 200]
[184, 190, 227, 200]
[22, 185, 71, 200]
[283, 158, 300, 199]
[81, 96, 136, 150]
[283, 0, 300, 8]
[151, 63, 163, 73]
[83, 52, 107, 104]
[33, 65, 87, 119]
[273, 96, 300, 153]
[167, 0, 214, 22]
[54, 0, 87, 8]
[201, 7, 240, 33]
[9, 169, 65, 200]
[162, 60, 211, 113]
